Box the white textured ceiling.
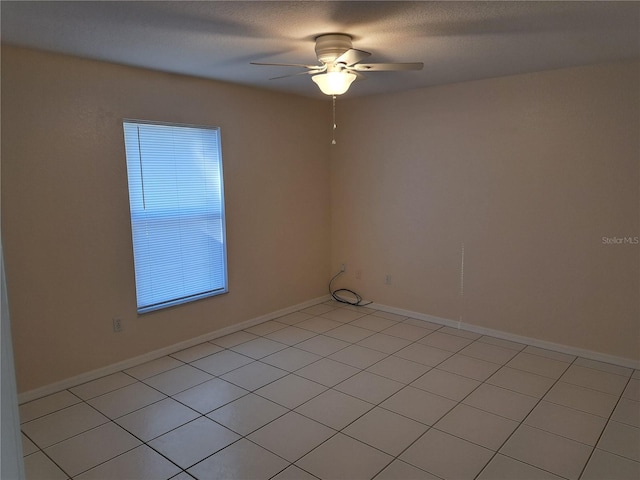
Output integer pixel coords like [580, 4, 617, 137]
[1, 1, 638, 98]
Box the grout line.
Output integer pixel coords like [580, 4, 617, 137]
[20, 304, 639, 480]
[575, 374, 637, 479]
[474, 356, 579, 480]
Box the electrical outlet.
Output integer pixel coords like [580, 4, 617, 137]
[340, 263, 346, 272]
[112, 317, 123, 333]
[384, 274, 392, 285]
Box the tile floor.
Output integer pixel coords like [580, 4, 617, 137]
[20, 301, 640, 479]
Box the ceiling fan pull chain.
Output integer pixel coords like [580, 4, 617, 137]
[332, 95, 337, 145]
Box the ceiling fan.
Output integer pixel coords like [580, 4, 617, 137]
[251, 33, 424, 95]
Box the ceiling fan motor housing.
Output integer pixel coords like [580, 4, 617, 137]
[315, 34, 353, 64]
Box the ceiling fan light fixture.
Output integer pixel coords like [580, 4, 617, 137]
[312, 71, 356, 95]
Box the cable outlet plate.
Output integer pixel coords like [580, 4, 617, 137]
[340, 263, 346, 272]
[113, 317, 123, 333]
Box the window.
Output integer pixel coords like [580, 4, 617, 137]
[123, 120, 228, 313]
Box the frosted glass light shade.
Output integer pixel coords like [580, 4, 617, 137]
[312, 71, 357, 95]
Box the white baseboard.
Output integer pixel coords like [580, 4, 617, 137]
[20, 296, 637, 404]
[369, 302, 640, 370]
[18, 295, 331, 404]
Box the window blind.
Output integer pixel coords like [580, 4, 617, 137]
[123, 121, 227, 313]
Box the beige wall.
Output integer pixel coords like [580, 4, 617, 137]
[331, 61, 639, 361]
[3, 46, 638, 394]
[1, 46, 331, 392]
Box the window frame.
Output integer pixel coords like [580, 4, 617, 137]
[122, 119, 229, 314]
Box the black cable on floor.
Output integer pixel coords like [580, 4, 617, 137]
[329, 270, 372, 307]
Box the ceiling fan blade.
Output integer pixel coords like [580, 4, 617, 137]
[354, 62, 424, 71]
[334, 48, 371, 66]
[269, 69, 324, 80]
[251, 62, 322, 69]
[352, 71, 367, 81]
